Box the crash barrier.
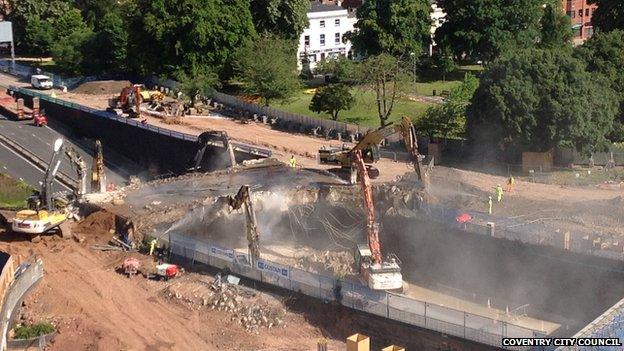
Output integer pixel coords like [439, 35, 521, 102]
[8, 85, 272, 159]
[555, 297, 624, 351]
[7, 332, 56, 350]
[0, 256, 44, 351]
[6, 85, 271, 174]
[167, 232, 544, 349]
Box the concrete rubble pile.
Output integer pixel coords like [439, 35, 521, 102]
[165, 278, 285, 334]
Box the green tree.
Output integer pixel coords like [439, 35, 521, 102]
[23, 16, 54, 56]
[309, 84, 355, 120]
[539, 3, 573, 49]
[50, 29, 93, 74]
[415, 73, 478, 139]
[236, 35, 301, 106]
[6, 0, 72, 52]
[436, 0, 545, 63]
[249, 0, 309, 40]
[346, 0, 431, 57]
[313, 56, 358, 85]
[82, 10, 128, 74]
[130, 0, 256, 78]
[575, 30, 624, 141]
[177, 66, 221, 106]
[589, 0, 624, 32]
[432, 48, 456, 81]
[466, 48, 618, 155]
[357, 54, 409, 127]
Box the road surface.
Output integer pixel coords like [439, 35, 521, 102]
[0, 113, 140, 190]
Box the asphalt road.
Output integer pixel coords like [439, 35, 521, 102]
[0, 114, 140, 190]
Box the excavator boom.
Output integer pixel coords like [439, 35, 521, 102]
[353, 150, 382, 264]
[227, 185, 261, 266]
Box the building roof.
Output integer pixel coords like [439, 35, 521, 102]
[309, 1, 344, 13]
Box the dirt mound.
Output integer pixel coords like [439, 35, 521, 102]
[73, 80, 131, 95]
[76, 210, 116, 236]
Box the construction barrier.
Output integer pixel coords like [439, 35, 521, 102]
[167, 232, 545, 350]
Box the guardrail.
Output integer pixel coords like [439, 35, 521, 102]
[0, 255, 44, 351]
[166, 232, 545, 350]
[6, 86, 272, 159]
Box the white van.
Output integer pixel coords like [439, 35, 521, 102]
[31, 75, 53, 90]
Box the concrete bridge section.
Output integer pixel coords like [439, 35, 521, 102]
[10, 86, 271, 177]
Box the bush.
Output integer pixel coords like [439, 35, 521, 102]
[13, 323, 55, 339]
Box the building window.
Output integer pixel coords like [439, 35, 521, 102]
[335, 19, 340, 26]
[304, 35, 310, 46]
[320, 34, 325, 46]
[566, 10, 574, 18]
[320, 20, 325, 28]
[320, 53, 326, 61]
[578, 9, 583, 17]
[585, 8, 590, 16]
[308, 54, 317, 63]
[335, 32, 341, 44]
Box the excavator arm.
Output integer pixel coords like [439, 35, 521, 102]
[353, 150, 382, 265]
[64, 145, 88, 197]
[227, 185, 261, 266]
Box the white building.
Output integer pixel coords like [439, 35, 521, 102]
[297, 1, 357, 72]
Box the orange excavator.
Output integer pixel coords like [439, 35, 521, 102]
[352, 150, 403, 291]
[108, 85, 143, 118]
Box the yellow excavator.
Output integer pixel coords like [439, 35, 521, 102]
[11, 138, 85, 240]
[318, 116, 427, 184]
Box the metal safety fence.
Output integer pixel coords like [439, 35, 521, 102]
[210, 91, 363, 135]
[167, 232, 545, 349]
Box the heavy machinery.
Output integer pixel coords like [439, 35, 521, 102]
[318, 116, 426, 184]
[225, 185, 260, 267]
[91, 140, 107, 193]
[11, 139, 72, 239]
[352, 150, 403, 291]
[108, 85, 143, 118]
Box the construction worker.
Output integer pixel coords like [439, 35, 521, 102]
[495, 184, 503, 202]
[487, 196, 493, 214]
[50, 91, 57, 99]
[149, 238, 158, 256]
[289, 155, 297, 169]
[506, 175, 515, 193]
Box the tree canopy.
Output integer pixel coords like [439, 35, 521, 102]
[466, 48, 618, 155]
[589, 0, 624, 32]
[236, 35, 301, 106]
[309, 84, 355, 120]
[539, 3, 573, 49]
[415, 73, 478, 139]
[249, 0, 309, 40]
[347, 0, 432, 57]
[436, 0, 546, 63]
[575, 30, 624, 141]
[129, 0, 256, 77]
[357, 54, 410, 127]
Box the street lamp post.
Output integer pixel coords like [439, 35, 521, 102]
[410, 52, 416, 83]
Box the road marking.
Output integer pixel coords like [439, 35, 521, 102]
[0, 142, 71, 191]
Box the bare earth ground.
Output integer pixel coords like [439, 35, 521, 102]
[1, 226, 346, 351]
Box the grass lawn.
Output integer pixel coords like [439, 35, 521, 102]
[0, 175, 33, 210]
[274, 80, 462, 128]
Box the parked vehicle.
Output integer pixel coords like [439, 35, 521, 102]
[30, 75, 53, 90]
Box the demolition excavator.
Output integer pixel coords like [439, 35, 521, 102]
[225, 185, 260, 266]
[318, 116, 428, 184]
[352, 149, 403, 290]
[11, 139, 78, 238]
